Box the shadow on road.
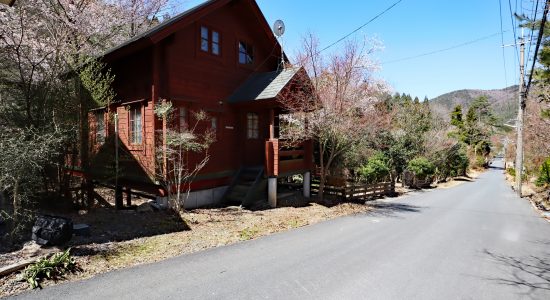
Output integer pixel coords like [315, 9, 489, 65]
[483, 249, 550, 297]
[360, 201, 424, 218]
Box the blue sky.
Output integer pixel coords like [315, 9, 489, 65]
[181, 0, 538, 99]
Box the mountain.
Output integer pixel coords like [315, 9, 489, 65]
[429, 86, 518, 122]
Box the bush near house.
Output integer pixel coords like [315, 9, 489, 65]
[407, 157, 435, 180]
[535, 158, 550, 187]
[357, 152, 390, 183]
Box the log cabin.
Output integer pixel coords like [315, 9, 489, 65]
[88, 0, 314, 209]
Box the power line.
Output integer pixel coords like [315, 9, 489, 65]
[318, 0, 404, 54]
[508, 0, 521, 64]
[380, 31, 509, 65]
[525, 0, 549, 95]
[499, 0, 509, 87]
[526, 0, 540, 75]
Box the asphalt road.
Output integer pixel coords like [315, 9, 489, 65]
[12, 160, 550, 299]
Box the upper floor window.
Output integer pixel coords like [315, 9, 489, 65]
[238, 41, 253, 64]
[247, 113, 259, 139]
[129, 106, 142, 145]
[200, 26, 220, 55]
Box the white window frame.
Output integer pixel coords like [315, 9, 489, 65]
[247, 113, 259, 139]
[129, 106, 142, 145]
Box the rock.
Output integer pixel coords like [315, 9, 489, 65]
[32, 215, 73, 246]
[137, 202, 153, 213]
[73, 224, 91, 236]
[150, 202, 162, 211]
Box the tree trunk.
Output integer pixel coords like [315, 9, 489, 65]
[318, 145, 325, 202]
[12, 179, 21, 223]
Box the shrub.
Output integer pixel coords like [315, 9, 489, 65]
[507, 167, 527, 182]
[431, 144, 469, 181]
[23, 248, 77, 289]
[358, 152, 390, 183]
[407, 157, 435, 179]
[535, 158, 550, 187]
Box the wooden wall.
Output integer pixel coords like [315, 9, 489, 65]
[93, 0, 285, 191]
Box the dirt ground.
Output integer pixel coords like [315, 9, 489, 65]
[504, 172, 550, 214]
[435, 169, 484, 189]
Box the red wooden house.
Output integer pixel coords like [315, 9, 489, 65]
[89, 0, 314, 209]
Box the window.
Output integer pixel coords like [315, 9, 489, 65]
[238, 41, 253, 64]
[247, 113, 259, 139]
[129, 106, 142, 144]
[200, 26, 220, 55]
[179, 107, 187, 131]
[212, 31, 220, 55]
[95, 112, 105, 144]
[200, 26, 209, 52]
[211, 116, 218, 131]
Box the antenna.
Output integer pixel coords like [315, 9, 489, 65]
[273, 20, 285, 69]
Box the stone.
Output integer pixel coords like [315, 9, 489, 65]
[73, 224, 91, 236]
[136, 202, 154, 213]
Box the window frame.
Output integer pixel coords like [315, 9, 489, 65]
[129, 105, 143, 145]
[238, 41, 254, 65]
[95, 111, 106, 145]
[246, 113, 259, 139]
[200, 25, 221, 56]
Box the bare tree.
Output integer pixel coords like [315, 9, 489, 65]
[154, 101, 214, 211]
[279, 33, 388, 202]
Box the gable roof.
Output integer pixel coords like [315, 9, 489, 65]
[103, 0, 287, 62]
[227, 67, 302, 103]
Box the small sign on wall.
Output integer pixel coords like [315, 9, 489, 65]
[225, 126, 234, 130]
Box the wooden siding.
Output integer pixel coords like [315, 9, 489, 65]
[90, 0, 309, 193]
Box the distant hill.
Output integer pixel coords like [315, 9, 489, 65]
[429, 86, 518, 122]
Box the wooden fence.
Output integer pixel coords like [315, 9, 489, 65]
[311, 178, 395, 201]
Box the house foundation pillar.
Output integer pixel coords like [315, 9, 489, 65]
[268, 177, 277, 208]
[303, 171, 311, 198]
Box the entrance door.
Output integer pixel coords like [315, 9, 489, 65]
[242, 111, 267, 166]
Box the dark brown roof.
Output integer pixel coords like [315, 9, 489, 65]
[227, 67, 301, 103]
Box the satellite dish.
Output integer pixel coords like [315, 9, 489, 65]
[273, 20, 285, 37]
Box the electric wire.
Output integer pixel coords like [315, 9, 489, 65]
[526, 0, 539, 62]
[380, 31, 509, 65]
[317, 0, 404, 54]
[509, 0, 521, 65]
[525, 0, 549, 96]
[499, 0, 510, 87]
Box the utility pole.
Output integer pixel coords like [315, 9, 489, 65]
[515, 33, 525, 197]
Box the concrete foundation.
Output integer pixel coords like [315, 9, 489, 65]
[268, 177, 277, 208]
[156, 186, 228, 210]
[303, 171, 311, 198]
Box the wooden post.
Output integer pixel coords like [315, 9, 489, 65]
[269, 108, 275, 139]
[162, 104, 167, 177]
[86, 182, 94, 209]
[151, 44, 161, 177]
[115, 185, 123, 209]
[126, 187, 132, 207]
[303, 171, 311, 198]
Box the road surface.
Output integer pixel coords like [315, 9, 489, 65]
[13, 160, 550, 299]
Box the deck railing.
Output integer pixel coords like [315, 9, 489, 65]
[265, 139, 313, 177]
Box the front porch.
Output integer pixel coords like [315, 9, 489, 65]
[265, 138, 313, 207]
